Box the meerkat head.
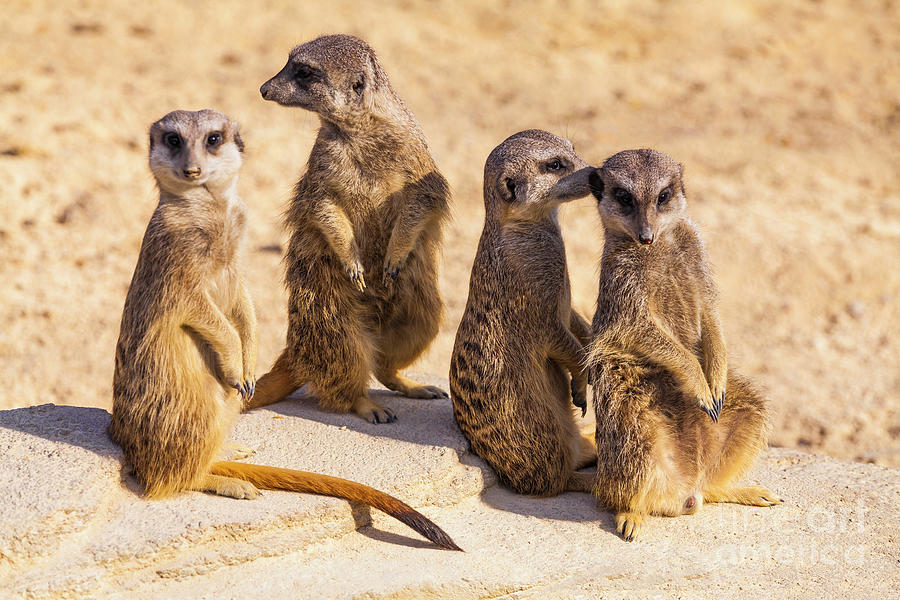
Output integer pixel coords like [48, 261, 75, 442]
[149, 109, 244, 196]
[259, 34, 387, 125]
[483, 130, 591, 223]
[589, 149, 686, 245]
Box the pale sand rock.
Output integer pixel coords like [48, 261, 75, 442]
[1, 376, 897, 599]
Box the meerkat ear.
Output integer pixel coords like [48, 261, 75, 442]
[588, 169, 604, 200]
[351, 72, 366, 98]
[233, 128, 245, 153]
[499, 177, 522, 203]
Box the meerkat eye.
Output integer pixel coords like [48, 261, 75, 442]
[206, 132, 222, 148]
[163, 132, 182, 149]
[294, 64, 313, 80]
[613, 188, 633, 206]
[546, 159, 563, 171]
[657, 189, 671, 205]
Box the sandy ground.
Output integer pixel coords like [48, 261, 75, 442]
[0, 0, 898, 465]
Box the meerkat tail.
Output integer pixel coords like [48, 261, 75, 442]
[209, 461, 462, 551]
[243, 352, 297, 410]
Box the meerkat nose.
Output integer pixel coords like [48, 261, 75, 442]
[639, 233, 654, 244]
[260, 81, 271, 100]
[183, 167, 202, 179]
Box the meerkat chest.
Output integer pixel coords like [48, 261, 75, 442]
[205, 203, 245, 309]
[648, 255, 704, 346]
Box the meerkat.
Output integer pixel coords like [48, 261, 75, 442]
[449, 130, 596, 497]
[586, 149, 781, 541]
[245, 34, 450, 423]
[108, 109, 460, 551]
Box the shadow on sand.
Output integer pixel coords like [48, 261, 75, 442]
[257, 381, 617, 534]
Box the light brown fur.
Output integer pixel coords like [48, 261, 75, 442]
[450, 130, 596, 496]
[586, 149, 781, 540]
[246, 34, 450, 423]
[108, 110, 460, 551]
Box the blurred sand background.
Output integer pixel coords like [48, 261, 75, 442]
[1, 0, 898, 465]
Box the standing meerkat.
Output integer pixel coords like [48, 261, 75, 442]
[108, 109, 460, 551]
[587, 149, 781, 541]
[246, 34, 450, 423]
[449, 130, 596, 496]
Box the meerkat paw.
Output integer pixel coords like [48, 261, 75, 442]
[690, 377, 719, 422]
[705, 485, 783, 507]
[200, 474, 260, 500]
[217, 479, 259, 500]
[345, 259, 367, 292]
[382, 257, 404, 288]
[403, 384, 450, 400]
[571, 378, 587, 417]
[239, 376, 256, 400]
[352, 396, 397, 424]
[233, 380, 256, 401]
[707, 368, 727, 417]
[615, 511, 645, 542]
[223, 443, 255, 461]
[379, 372, 449, 400]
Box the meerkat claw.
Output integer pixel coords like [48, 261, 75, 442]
[570, 380, 586, 415]
[371, 408, 397, 424]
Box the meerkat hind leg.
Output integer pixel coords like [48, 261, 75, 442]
[195, 473, 260, 500]
[704, 485, 782, 507]
[376, 370, 448, 400]
[565, 471, 594, 493]
[574, 431, 597, 469]
[615, 510, 646, 542]
[352, 395, 397, 424]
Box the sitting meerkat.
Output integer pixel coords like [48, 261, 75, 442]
[449, 130, 596, 496]
[246, 34, 450, 423]
[587, 149, 781, 541]
[108, 109, 460, 551]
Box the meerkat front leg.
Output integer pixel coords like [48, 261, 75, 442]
[626, 320, 719, 421]
[183, 293, 248, 399]
[383, 201, 433, 288]
[230, 280, 258, 398]
[569, 311, 592, 347]
[700, 308, 727, 416]
[314, 200, 366, 291]
[548, 323, 588, 416]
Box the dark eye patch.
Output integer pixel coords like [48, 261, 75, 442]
[613, 187, 634, 213]
[613, 187, 632, 203]
[163, 132, 181, 149]
[293, 63, 317, 81]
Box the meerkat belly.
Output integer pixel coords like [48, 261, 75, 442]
[643, 408, 701, 516]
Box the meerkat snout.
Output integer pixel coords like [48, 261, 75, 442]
[259, 79, 274, 101]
